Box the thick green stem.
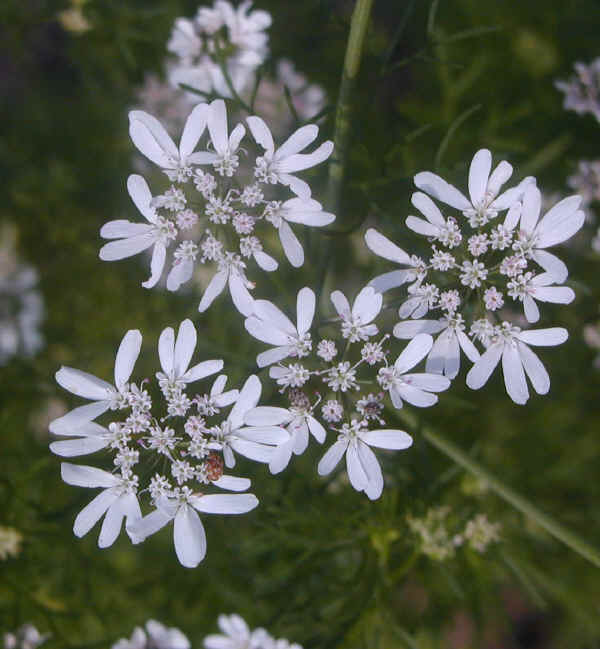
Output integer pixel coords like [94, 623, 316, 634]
[327, 0, 375, 213]
[421, 427, 600, 568]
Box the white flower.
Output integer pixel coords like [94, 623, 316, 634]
[511, 185, 584, 282]
[204, 614, 271, 649]
[330, 286, 382, 342]
[246, 115, 333, 198]
[398, 283, 439, 319]
[263, 198, 335, 267]
[316, 339, 337, 361]
[99, 175, 177, 289]
[365, 228, 426, 292]
[245, 287, 315, 367]
[323, 361, 358, 392]
[321, 399, 343, 422]
[317, 419, 413, 500]
[201, 99, 246, 176]
[60, 463, 141, 548]
[269, 363, 310, 390]
[129, 104, 210, 174]
[195, 375, 239, 416]
[221, 1, 271, 65]
[244, 403, 326, 474]
[3, 625, 50, 649]
[49, 420, 111, 458]
[414, 149, 534, 226]
[198, 252, 255, 316]
[466, 324, 568, 404]
[112, 620, 190, 649]
[483, 286, 504, 311]
[406, 192, 462, 246]
[128, 485, 258, 568]
[459, 260, 487, 288]
[208, 375, 287, 468]
[156, 319, 223, 391]
[377, 334, 451, 406]
[55, 329, 142, 424]
[506, 272, 575, 323]
[393, 317, 480, 380]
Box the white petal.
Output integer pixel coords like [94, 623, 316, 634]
[279, 221, 304, 267]
[212, 475, 250, 492]
[56, 366, 114, 401]
[198, 270, 228, 312]
[537, 195, 582, 234]
[523, 295, 540, 323]
[504, 202, 521, 230]
[360, 428, 413, 450]
[254, 251, 278, 271]
[279, 173, 311, 199]
[244, 406, 291, 426]
[536, 210, 585, 248]
[468, 149, 492, 206]
[246, 115, 274, 153]
[100, 220, 151, 239]
[369, 270, 413, 293]
[230, 438, 273, 463]
[179, 103, 209, 160]
[393, 319, 446, 339]
[142, 242, 167, 289]
[276, 124, 318, 159]
[166, 256, 193, 291]
[182, 359, 223, 384]
[403, 372, 451, 392]
[396, 384, 438, 407]
[50, 437, 108, 457]
[466, 343, 503, 389]
[229, 273, 255, 316]
[73, 489, 119, 538]
[256, 346, 292, 368]
[174, 505, 206, 568]
[129, 112, 178, 168]
[413, 171, 471, 210]
[405, 216, 439, 237]
[207, 99, 229, 155]
[346, 442, 369, 492]
[126, 174, 157, 222]
[532, 285, 575, 305]
[49, 402, 110, 430]
[389, 386, 404, 409]
[307, 416, 326, 443]
[61, 463, 120, 488]
[237, 426, 289, 444]
[228, 375, 261, 430]
[245, 316, 291, 346]
[127, 507, 175, 544]
[357, 442, 384, 501]
[114, 329, 142, 389]
[457, 330, 481, 363]
[228, 123, 246, 152]
[520, 185, 542, 233]
[98, 498, 126, 548]
[293, 289, 315, 338]
[364, 229, 411, 264]
[278, 141, 333, 173]
[158, 326, 175, 376]
[352, 286, 382, 323]
[252, 299, 296, 335]
[191, 493, 258, 515]
[531, 250, 568, 283]
[330, 290, 351, 319]
[486, 160, 513, 198]
[317, 440, 348, 476]
[50, 419, 106, 437]
[174, 319, 196, 378]
[502, 343, 529, 404]
[269, 438, 294, 474]
[394, 334, 433, 373]
[411, 192, 446, 226]
[518, 342, 550, 395]
[425, 331, 450, 375]
[516, 328, 568, 347]
[99, 233, 156, 261]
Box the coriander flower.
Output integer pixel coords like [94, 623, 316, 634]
[112, 620, 190, 649]
[246, 115, 333, 198]
[198, 252, 255, 316]
[60, 463, 141, 548]
[204, 614, 271, 649]
[466, 324, 568, 404]
[506, 271, 575, 323]
[245, 287, 315, 367]
[317, 419, 413, 500]
[55, 329, 142, 424]
[414, 149, 534, 227]
[49, 420, 111, 457]
[376, 334, 451, 408]
[330, 286, 382, 342]
[201, 99, 246, 177]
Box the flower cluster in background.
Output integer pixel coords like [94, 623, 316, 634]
[555, 58, 600, 123]
[204, 614, 302, 649]
[3, 626, 49, 649]
[0, 225, 44, 366]
[0, 525, 23, 561]
[102, 100, 333, 315]
[112, 620, 190, 649]
[366, 149, 582, 404]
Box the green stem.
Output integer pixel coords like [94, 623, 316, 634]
[421, 426, 600, 568]
[327, 0, 375, 214]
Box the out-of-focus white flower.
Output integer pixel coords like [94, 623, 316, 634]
[3, 624, 49, 649]
[555, 59, 600, 122]
[112, 619, 190, 649]
[0, 526, 22, 560]
[463, 514, 501, 553]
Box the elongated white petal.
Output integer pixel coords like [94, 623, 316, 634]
[49, 402, 110, 430]
[279, 220, 304, 267]
[405, 215, 439, 237]
[129, 113, 177, 168]
[245, 316, 291, 346]
[127, 174, 157, 223]
[213, 389, 238, 407]
[212, 475, 250, 492]
[73, 489, 119, 538]
[173, 319, 196, 378]
[198, 270, 228, 312]
[252, 299, 296, 335]
[393, 319, 446, 339]
[244, 406, 291, 426]
[389, 386, 404, 409]
[492, 175, 535, 210]
[425, 330, 450, 376]
[403, 372, 451, 392]
[346, 442, 368, 492]
[207, 99, 229, 155]
[165, 256, 193, 291]
[468, 149, 492, 206]
[236, 426, 289, 444]
[396, 384, 438, 407]
[307, 416, 326, 443]
[358, 442, 384, 501]
[257, 346, 291, 368]
[360, 429, 413, 450]
[56, 366, 114, 400]
[414, 171, 471, 210]
[279, 173, 311, 199]
[466, 343, 503, 389]
[61, 463, 120, 488]
[229, 273, 254, 316]
[158, 326, 175, 376]
[411, 191, 446, 226]
[182, 359, 223, 383]
[98, 498, 126, 548]
[394, 334, 433, 373]
[99, 233, 156, 261]
[523, 295, 540, 323]
[317, 440, 348, 475]
[520, 185, 542, 233]
[518, 342, 550, 395]
[228, 123, 246, 152]
[174, 505, 206, 568]
[50, 437, 108, 457]
[276, 124, 318, 159]
[457, 330, 481, 363]
[230, 438, 273, 463]
[504, 202, 521, 230]
[100, 220, 152, 239]
[50, 418, 107, 437]
[369, 270, 413, 293]
[330, 290, 351, 319]
[228, 375, 261, 430]
[246, 115, 274, 153]
[537, 195, 582, 234]
[279, 141, 333, 173]
[502, 343, 528, 404]
[536, 210, 585, 248]
[254, 250, 278, 271]
[296, 287, 315, 335]
[127, 506, 174, 544]
[516, 328, 568, 347]
[114, 329, 142, 389]
[364, 229, 411, 264]
[532, 285, 575, 305]
[142, 242, 167, 289]
[186, 151, 219, 165]
[179, 103, 209, 160]
[269, 438, 294, 474]
[531, 250, 568, 283]
[486, 160, 513, 198]
[192, 493, 259, 515]
[352, 286, 382, 323]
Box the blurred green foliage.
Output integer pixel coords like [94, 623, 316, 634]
[2, 0, 600, 647]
